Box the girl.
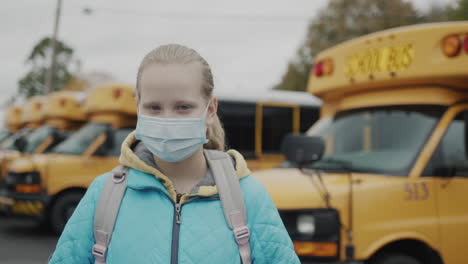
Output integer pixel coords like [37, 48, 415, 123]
[49, 44, 299, 264]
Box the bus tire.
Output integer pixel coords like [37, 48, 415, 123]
[369, 253, 421, 264]
[50, 192, 84, 234]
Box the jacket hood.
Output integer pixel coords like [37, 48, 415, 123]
[118, 131, 251, 201]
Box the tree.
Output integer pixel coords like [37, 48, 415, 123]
[447, 0, 468, 21]
[274, 0, 424, 91]
[17, 37, 76, 98]
[420, 4, 449, 22]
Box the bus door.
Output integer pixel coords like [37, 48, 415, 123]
[421, 105, 468, 264]
[253, 102, 301, 170]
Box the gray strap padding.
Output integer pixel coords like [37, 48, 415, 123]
[204, 150, 251, 264]
[92, 165, 129, 264]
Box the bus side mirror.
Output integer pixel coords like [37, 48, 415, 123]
[51, 129, 61, 141]
[14, 136, 27, 152]
[281, 134, 325, 166]
[104, 129, 114, 149]
[92, 129, 114, 156]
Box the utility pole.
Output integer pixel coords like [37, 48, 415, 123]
[46, 0, 63, 94]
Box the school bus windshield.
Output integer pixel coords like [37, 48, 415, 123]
[0, 131, 10, 143]
[23, 125, 57, 153]
[1, 129, 31, 151]
[51, 123, 108, 155]
[308, 105, 446, 175]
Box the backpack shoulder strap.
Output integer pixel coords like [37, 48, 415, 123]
[92, 165, 129, 264]
[204, 150, 251, 264]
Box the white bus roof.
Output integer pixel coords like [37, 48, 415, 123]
[214, 89, 322, 107]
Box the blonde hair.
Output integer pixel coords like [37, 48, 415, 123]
[136, 44, 225, 151]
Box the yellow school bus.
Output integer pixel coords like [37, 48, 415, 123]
[0, 96, 47, 178]
[1, 84, 137, 233]
[0, 104, 24, 146]
[20, 91, 87, 153]
[253, 22, 468, 264]
[217, 90, 320, 171]
[1, 96, 46, 150]
[0, 92, 86, 181]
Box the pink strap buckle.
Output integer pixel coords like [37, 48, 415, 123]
[233, 226, 250, 245]
[92, 244, 107, 261]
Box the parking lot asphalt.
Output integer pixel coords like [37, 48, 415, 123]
[0, 215, 58, 264]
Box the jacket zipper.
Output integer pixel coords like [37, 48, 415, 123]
[129, 186, 219, 264]
[171, 193, 219, 264]
[171, 193, 183, 264]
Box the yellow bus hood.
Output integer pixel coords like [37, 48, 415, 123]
[252, 168, 397, 210]
[252, 168, 349, 209]
[0, 150, 21, 162]
[8, 153, 119, 195]
[0, 150, 22, 179]
[9, 154, 49, 173]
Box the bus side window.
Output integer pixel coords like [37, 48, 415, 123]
[94, 128, 133, 157]
[218, 101, 256, 158]
[262, 106, 293, 154]
[423, 112, 468, 177]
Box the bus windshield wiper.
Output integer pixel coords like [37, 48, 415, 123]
[299, 158, 353, 208]
[308, 157, 351, 170]
[305, 157, 356, 258]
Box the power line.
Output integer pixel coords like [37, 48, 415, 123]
[81, 7, 313, 23]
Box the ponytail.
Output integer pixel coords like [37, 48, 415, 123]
[204, 114, 225, 150]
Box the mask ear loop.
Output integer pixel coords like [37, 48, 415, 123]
[202, 98, 212, 118]
[202, 99, 212, 144]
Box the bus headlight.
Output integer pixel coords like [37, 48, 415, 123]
[280, 209, 340, 260]
[6, 172, 41, 193]
[297, 214, 315, 235]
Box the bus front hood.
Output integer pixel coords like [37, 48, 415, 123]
[252, 168, 394, 210]
[0, 150, 22, 179]
[252, 168, 350, 209]
[14, 154, 118, 195]
[0, 150, 21, 163]
[9, 154, 49, 175]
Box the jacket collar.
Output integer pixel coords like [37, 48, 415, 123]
[119, 131, 251, 202]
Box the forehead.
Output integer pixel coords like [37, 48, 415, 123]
[139, 63, 204, 100]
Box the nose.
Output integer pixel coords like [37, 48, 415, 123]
[159, 109, 178, 119]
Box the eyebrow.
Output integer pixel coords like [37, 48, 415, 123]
[141, 100, 198, 107]
[174, 100, 197, 105]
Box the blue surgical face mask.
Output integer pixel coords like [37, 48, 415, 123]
[135, 101, 210, 163]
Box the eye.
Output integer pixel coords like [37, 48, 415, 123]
[177, 104, 192, 111]
[149, 105, 160, 111]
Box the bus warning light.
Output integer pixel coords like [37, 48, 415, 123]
[113, 89, 122, 99]
[322, 58, 334, 75]
[464, 35, 468, 53]
[313, 58, 334, 77]
[314, 61, 324, 77]
[442, 34, 461, 57]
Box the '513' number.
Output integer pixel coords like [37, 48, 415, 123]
[404, 182, 429, 200]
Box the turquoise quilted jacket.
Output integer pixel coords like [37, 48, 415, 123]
[48, 134, 300, 264]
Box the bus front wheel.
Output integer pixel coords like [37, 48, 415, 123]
[369, 253, 421, 264]
[50, 192, 84, 234]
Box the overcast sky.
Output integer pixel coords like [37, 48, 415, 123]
[0, 0, 456, 124]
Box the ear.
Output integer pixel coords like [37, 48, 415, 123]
[136, 96, 142, 115]
[206, 97, 218, 125]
